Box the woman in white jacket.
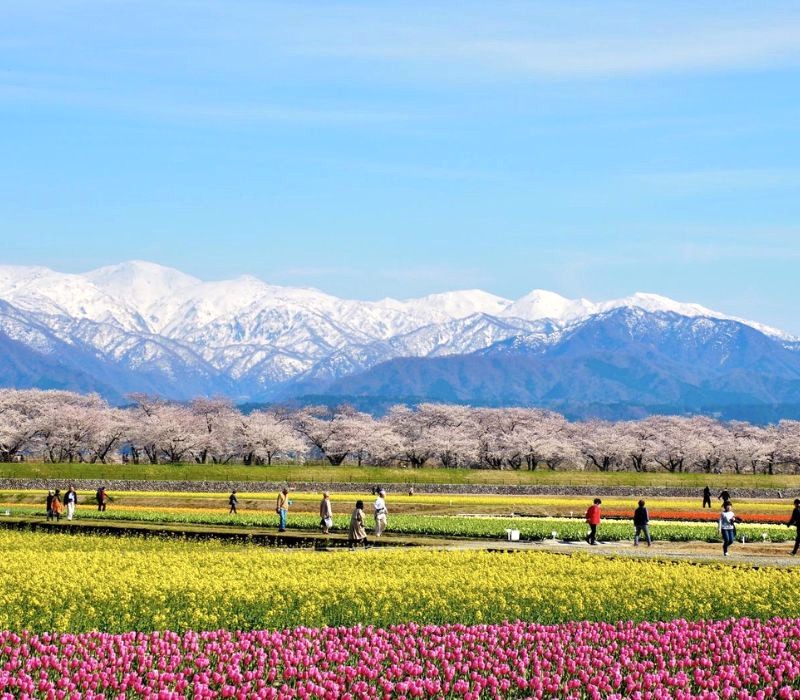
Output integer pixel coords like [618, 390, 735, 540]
[373, 489, 388, 537]
[718, 502, 741, 557]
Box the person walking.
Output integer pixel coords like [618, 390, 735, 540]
[718, 489, 731, 504]
[719, 502, 741, 556]
[702, 486, 712, 509]
[585, 498, 602, 545]
[787, 498, 800, 555]
[96, 487, 108, 512]
[276, 487, 289, 532]
[373, 489, 388, 537]
[319, 492, 333, 534]
[348, 499, 368, 549]
[633, 499, 651, 547]
[64, 485, 78, 521]
[51, 489, 64, 522]
[228, 490, 239, 515]
[45, 490, 55, 521]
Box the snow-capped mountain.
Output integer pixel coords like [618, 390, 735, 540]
[323, 307, 800, 421]
[0, 261, 796, 418]
[500, 289, 792, 341]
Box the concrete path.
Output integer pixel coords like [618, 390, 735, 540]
[434, 536, 800, 567]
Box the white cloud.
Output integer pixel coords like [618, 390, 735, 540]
[289, 5, 800, 79]
[636, 168, 800, 192]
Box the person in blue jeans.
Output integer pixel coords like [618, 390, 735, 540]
[718, 502, 741, 556]
[276, 487, 289, 532]
[633, 499, 651, 546]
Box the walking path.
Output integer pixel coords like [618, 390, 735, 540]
[438, 537, 800, 567]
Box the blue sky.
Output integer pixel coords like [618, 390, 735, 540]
[1, 1, 800, 331]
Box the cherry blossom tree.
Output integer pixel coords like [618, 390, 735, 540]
[238, 410, 306, 465]
[777, 421, 800, 473]
[578, 420, 625, 472]
[292, 405, 354, 466]
[687, 417, 733, 473]
[0, 390, 45, 461]
[646, 416, 694, 473]
[189, 398, 240, 464]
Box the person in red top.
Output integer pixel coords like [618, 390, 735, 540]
[585, 498, 602, 545]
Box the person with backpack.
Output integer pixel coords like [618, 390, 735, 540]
[787, 498, 800, 555]
[585, 498, 602, 545]
[633, 499, 651, 546]
[64, 486, 78, 521]
[51, 489, 64, 522]
[228, 490, 239, 515]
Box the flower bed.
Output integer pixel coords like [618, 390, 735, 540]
[1, 531, 799, 633]
[4, 504, 796, 542]
[2, 618, 800, 698]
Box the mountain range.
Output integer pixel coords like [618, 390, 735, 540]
[0, 260, 798, 421]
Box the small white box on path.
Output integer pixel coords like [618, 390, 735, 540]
[505, 529, 520, 541]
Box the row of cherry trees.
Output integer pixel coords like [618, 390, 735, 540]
[2, 389, 800, 473]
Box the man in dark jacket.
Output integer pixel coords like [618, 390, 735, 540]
[633, 499, 651, 546]
[229, 490, 239, 515]
[787, 499, 800, 555]
[96, 487, 108, 512]
[45, 490, 55, 521]
[702, 486, 712, 509]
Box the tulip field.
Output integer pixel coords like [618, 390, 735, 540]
[3, 618, 800, 699]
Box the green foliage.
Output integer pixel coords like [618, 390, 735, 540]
[2, 461, 799, 488]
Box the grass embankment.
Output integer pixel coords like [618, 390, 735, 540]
[1, 462, 799, 489]
[1, 530, 798, 632]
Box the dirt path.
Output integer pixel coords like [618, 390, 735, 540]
[434, 537, 800, 567]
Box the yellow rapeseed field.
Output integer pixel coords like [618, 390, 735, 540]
[1, 529, 798, 633]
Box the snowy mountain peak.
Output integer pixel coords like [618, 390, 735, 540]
[399, 289, 512, 319]
[601, 292, 717, 318]
[502, 289, 594, 323]
[84, 261, 201, 318]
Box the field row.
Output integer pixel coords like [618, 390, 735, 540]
[1, 530, 798, 632]
[4, 489, 794, 515]
[2, 618, 800, 698]
[6, 503, 798, 543]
